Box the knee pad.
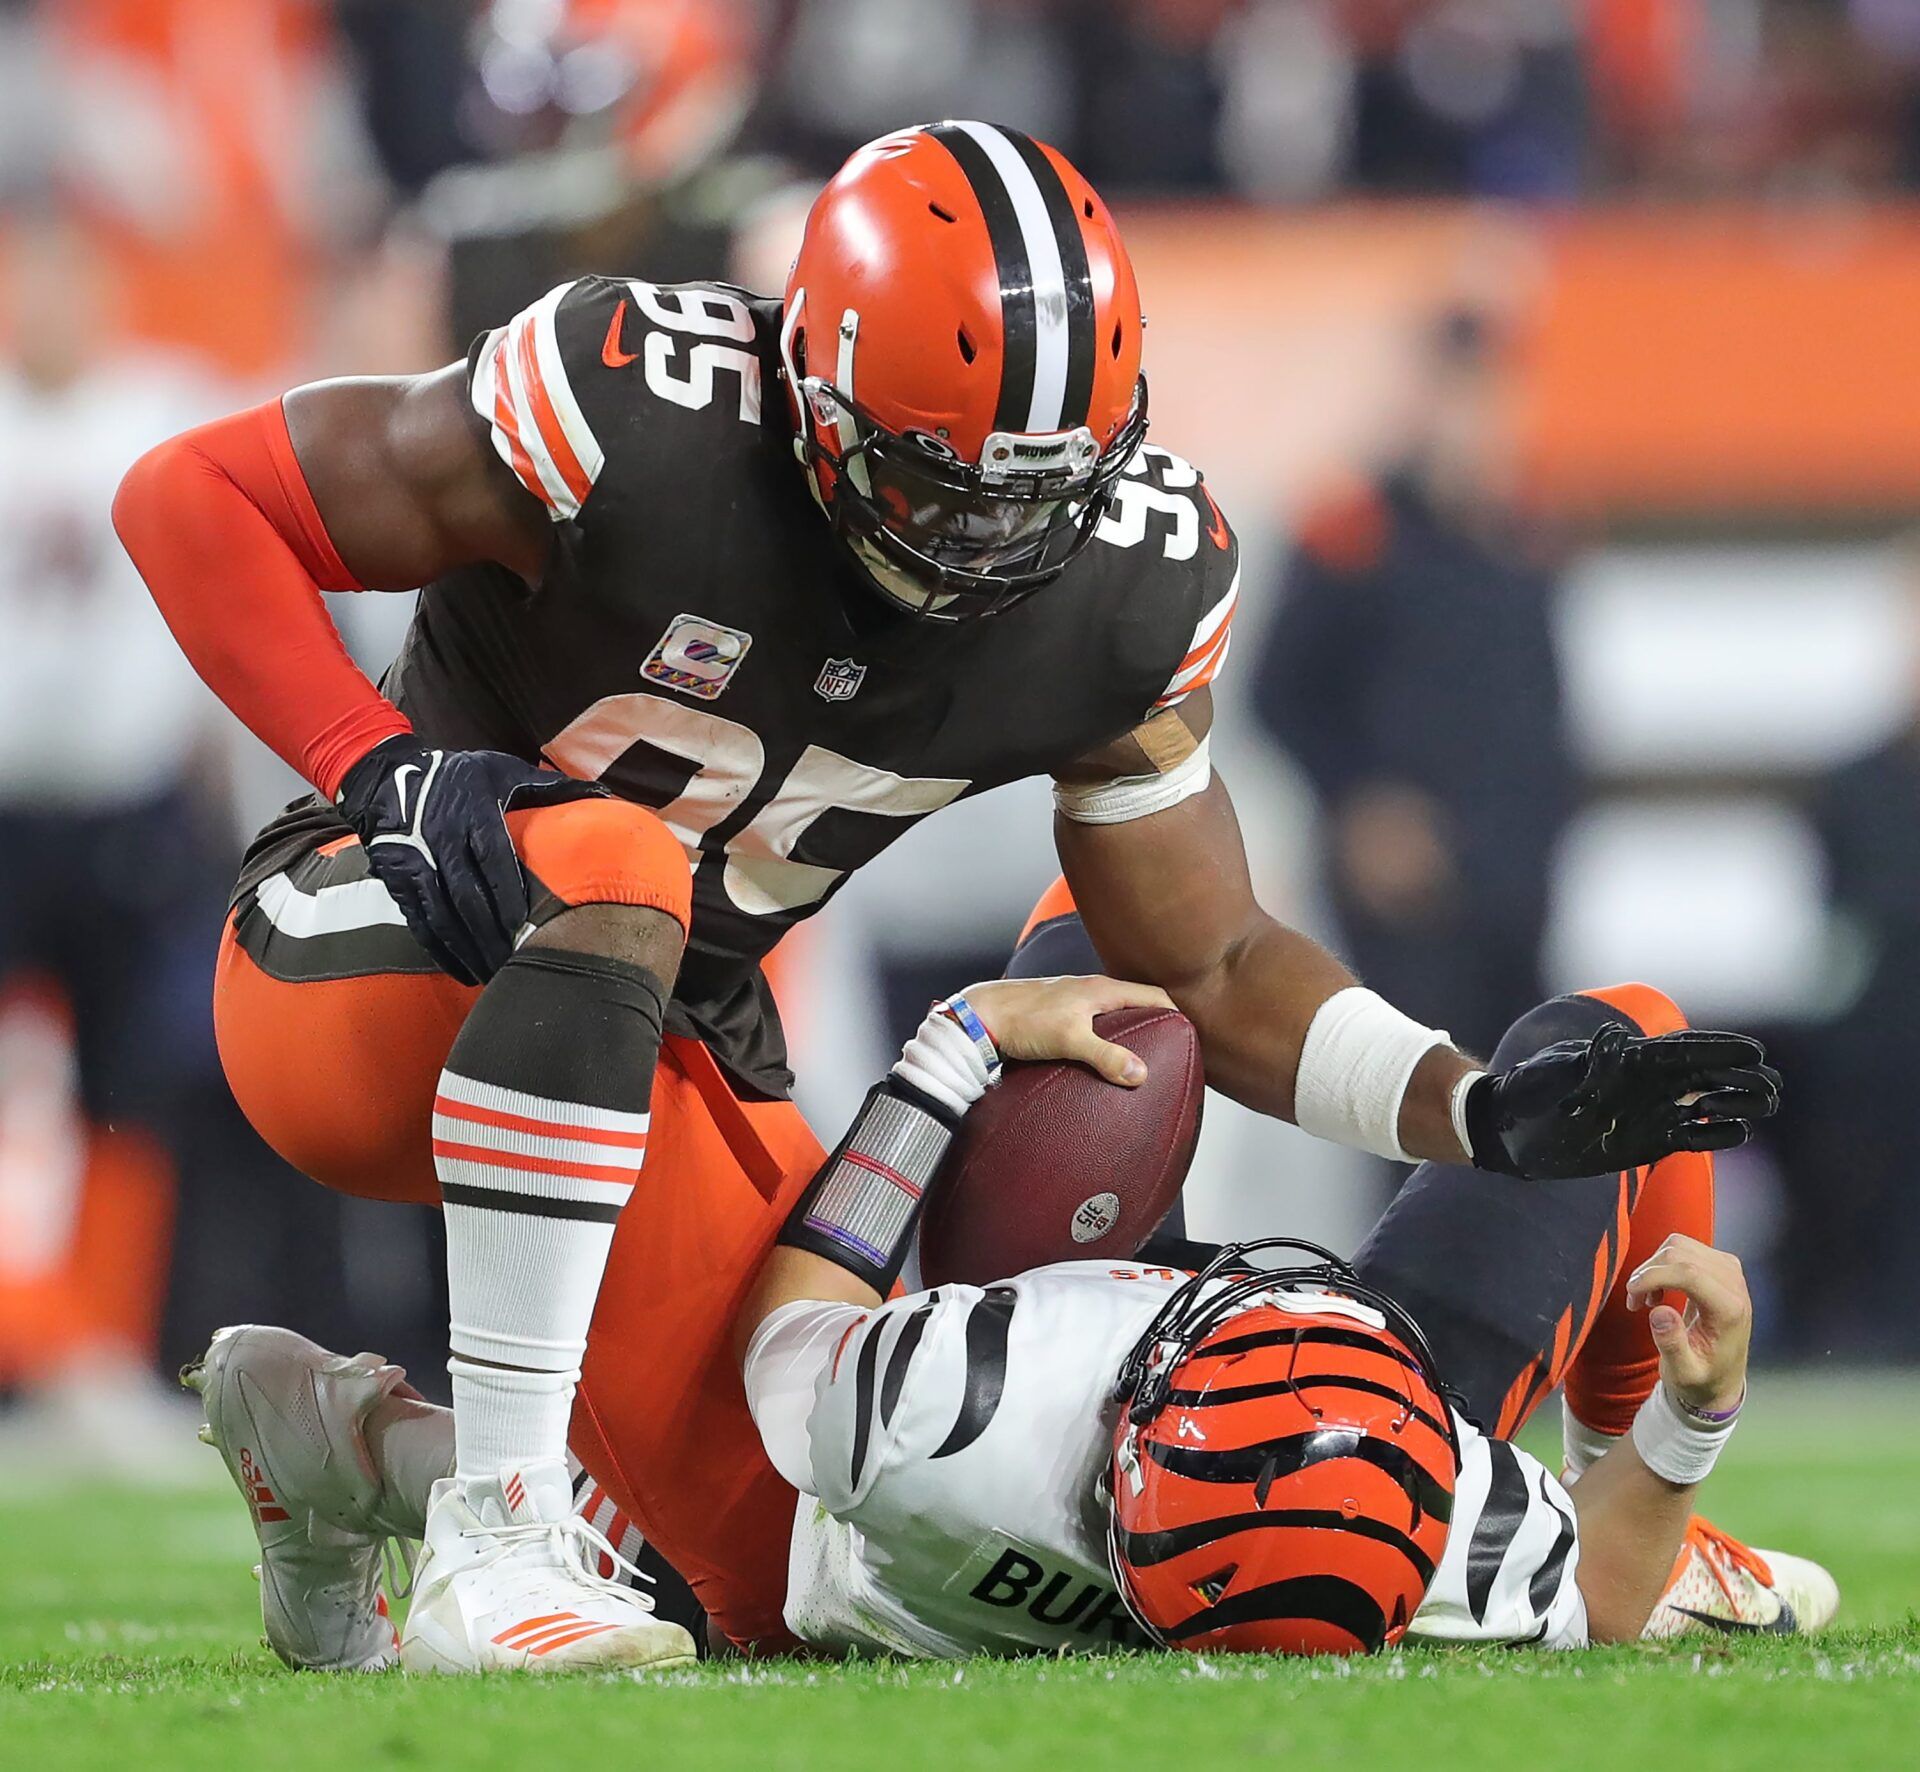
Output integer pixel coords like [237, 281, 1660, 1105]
[507, 798, 693, 935]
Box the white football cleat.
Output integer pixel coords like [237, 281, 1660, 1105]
[183, 1324, 419, 1672]
[400, 1459, 696, 1675]
[1643, 1516, 1840, 1639]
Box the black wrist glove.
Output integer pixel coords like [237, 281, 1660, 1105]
[1463, 1024, 1781, 1181]
[336, 737, 603, 986]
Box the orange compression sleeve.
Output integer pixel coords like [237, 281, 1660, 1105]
[112, 398, 412, 799]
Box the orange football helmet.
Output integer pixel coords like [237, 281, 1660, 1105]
[780, 121, 1148, 618]
[1108, 1241, 1462, 1656]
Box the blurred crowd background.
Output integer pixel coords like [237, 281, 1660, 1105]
[4, 0, 1920, 1476]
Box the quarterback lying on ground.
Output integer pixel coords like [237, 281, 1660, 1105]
[187, 969, 1826, 1669]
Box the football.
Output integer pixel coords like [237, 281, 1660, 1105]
[918, 1006, 1204, 1287]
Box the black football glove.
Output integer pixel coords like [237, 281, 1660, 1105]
[1462, 1024, 1781, 1181]
[336, 737, 603, 986]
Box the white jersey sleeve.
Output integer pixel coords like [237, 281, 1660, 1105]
[792, 1287, 995, 1527]
[1406, 1416, 1587, 1649]
[741, 1282, 1006, 1528]
[740, 1298, 868, 1495]
[741, 1288, 972, 1525]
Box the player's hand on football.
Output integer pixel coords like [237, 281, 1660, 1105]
[336, 736, 604, 986]
[964, 975, 1175, 1087]
[1463, 1025, 1781, 1181]
[1625, 1233, 1752, 1416]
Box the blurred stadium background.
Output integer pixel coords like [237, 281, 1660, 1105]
[4, 0, 1920, 1478]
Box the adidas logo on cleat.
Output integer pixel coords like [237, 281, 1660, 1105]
[491, 1612, 621, 1657]
[237, 1447, 290, 1525]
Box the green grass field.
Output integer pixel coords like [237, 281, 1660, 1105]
[3, 1375, 1917, 1772]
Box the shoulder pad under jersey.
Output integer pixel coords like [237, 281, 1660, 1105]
[468, 274, 771, 524]
[1077, 442, 1241, 720]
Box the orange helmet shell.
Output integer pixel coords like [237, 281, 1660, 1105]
[783, 123, 1144, 471]
[1110, 1293, 1459, 1656]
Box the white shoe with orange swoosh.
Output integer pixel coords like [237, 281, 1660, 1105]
[399, 1459, 697, 1675]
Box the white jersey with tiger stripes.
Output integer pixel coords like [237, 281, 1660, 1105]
[743, 1261, 1587, 1659]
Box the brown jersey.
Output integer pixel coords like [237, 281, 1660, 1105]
[237, 276, 1239, 1096]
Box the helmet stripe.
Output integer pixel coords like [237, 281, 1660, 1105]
[1000, 129, 1097, 431]
[1160, 1371, 1453, 1442]
[952, 122, 1074, 432]
[926, 123, 1037, 436]
[1193, 1323, 1431, 1376]
[1113, 1507, 1439, 1587]
[928, 121, 1094, 435]
[1143, 1429, 1456, 1525]
[1162, 1574, 1390, 1652]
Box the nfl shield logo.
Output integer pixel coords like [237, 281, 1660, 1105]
[814, 657, 867, 702]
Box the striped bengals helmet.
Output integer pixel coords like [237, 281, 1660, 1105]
[1107, 1241, 1462, 1656]
[779, 121, 1148, 620]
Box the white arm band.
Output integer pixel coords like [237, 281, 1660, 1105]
[1053, 735, 1211, 825]
[1630, 1381, 1741, 1487]
[1291, 986, 1450, 1162]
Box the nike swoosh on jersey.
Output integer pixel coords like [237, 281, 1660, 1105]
[1201, 485, 1230, 551]
[1668, 1600, 1799, 1636]
[602, 299, 638, 368]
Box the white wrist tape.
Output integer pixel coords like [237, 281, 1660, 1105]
[1451, 1069, 1486, 1162]
[893, 1008, 995, 1116]
[1053, 737, 1211, 826]
[1631, 1381, 1740, 1487]
[1291, 986, 1449, 1162]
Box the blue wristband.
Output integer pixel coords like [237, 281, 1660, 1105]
[935, 993, 1002, 1087]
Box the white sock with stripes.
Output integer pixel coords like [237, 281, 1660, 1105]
[436, 1069, 650, 1482]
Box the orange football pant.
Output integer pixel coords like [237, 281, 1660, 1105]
[1555, 989, 1715, 1438]
[1475, 981, 1714, 1440]
[215, 798, 816, 1649]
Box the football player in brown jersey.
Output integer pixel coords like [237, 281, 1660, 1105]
[116, 123, 1777, 1673]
